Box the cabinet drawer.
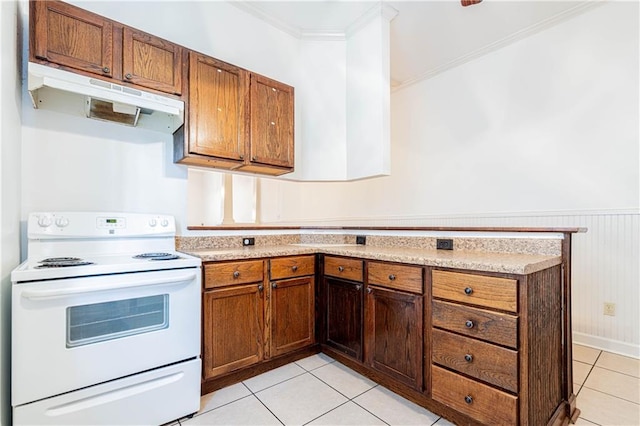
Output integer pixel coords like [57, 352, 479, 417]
[324, 257, 363, 282]
[204, 260, 264, 289]
[433, 270, 518, 313]
[432, 366, 517, 425]
[432, 300, 518, 349]
[270, 255, 315, 280]
[368, 262, 423, 294]
[432, 329, 518, 393]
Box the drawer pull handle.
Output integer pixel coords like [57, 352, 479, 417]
[258, 284, 264, 292]
[233, 271, 240, 278]
[464, 287, 473, 295]
[338, 266, 344, 272]
[367, 287, 372, 294]
[292, 265, 298, 272]
[102, 66, 110, 73]
[125, 73, 133, 80]
[355, 285, 362, 291]
[464, 354, 473, 363]
[465, 320, 474, 329]
[464, 395, 473, 404]
[272, 282, 278, 289]
[388, 274, 396, 281]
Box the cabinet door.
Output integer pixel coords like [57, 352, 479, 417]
[270, 276, 314, 357]
[203, 283, 264, 379]
[324, 277, 363, 360]
[188, 52, 247, 162]
[122, 27, 183, 95]
[365, 285, 423, 390]
[249, 73, 294, 168]
[31, 0, 114, 78]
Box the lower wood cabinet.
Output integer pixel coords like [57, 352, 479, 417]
[202, 256, 315, 388]
[324, 276, 364, 360]
[202, 283, 264, 379]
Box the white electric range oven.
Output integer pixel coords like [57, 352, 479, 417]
[11, 212, 202, 425]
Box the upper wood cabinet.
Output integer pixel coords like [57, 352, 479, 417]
[31, 0, 114, 78]
[30, 0, 184, 96]
[174, 52, 294, 176]
[122, 27, 183, 95]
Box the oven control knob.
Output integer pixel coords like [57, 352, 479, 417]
[37, 216, 52, 227]
[160, 219, 169, 227]
[55, 217, 69, 228]
[148, 219, 157, 227]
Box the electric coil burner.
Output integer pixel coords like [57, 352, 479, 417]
[133, 252, 181, 261]
[36, 257, 95, 268]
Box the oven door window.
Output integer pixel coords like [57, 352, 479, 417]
[66, 294, 169, 348]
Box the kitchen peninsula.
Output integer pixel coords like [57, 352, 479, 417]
[179, 227, 584, 426]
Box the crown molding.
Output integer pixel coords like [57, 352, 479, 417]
[392, 0, 604, 92]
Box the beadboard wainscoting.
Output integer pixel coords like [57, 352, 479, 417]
[272, 209, 639, 358]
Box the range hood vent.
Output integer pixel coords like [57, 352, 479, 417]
[28, 62, 184, 133]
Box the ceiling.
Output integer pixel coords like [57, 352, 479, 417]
[237, 1, 598, 88]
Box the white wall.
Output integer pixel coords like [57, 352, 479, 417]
[0, 1, 23, 424]
[260, 2, 640, 356]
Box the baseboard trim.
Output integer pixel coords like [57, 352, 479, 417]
[573, 332, 640, 359]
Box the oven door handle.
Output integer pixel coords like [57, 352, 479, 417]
[20, 273, 198, 300]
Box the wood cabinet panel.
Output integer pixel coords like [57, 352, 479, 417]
[432, 366, 518, 425]
[270, 255, 315, 280]
[270, 276, 315, 357]
[366, 285, 423, 390]
[248, 73, 294, 169]
[203, 283, 264, 379]
[324, 277, 364, 360]
[324, 256, 363, 282]
[31, 0, 114, 77]
[432, 329, 518, 393]
[187, 52, 247, 162]
[432, 300, 518, 349]
[123, 27, 183, 95]
[432, 270, 517, 313]
[368, 262, 423, 294]
[204, 260, 264, 289]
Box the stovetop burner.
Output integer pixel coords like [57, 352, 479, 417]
[134, 252, 181, 261]
[36, 257, 95, 268]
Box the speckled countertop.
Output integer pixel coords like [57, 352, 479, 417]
[182, 244, 561, 275]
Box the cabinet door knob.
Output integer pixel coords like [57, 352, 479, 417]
[355, 285, 362, 291]
[239, 154, 244, 160]
[102, 67, 110, 73]
[338, 266, 344, 272]
[233, 271, 240, 278]
[464, 354, 473, 363]
[272, 282, 277, 289]
[388, 274, 396, 281]
[367, 287, 372, 294]
[125, 73, 133, 80]
[292, 265, 298, 272]
[464, 395, 473, 404]
[464, 287, 473, 295]
[258, 284, 264, 292]
[465, 320, 474, 329]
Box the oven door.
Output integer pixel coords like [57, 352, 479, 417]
[12, 267, 201, 407]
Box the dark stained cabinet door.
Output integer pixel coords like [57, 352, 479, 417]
[270, 276, 315, 357]
[203, 283, 264, 379]
[324, 277, 364, 360]
[31, 0, 114, 78]
[249, 73, 294, 169]
[122, 27, 184, 95]
[365, 285, 423, 390]
[187, 52, 247, 162]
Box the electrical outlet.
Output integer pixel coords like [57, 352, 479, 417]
[436, 239, 454, 250]
[242, 237, 255, 246]
[356, 235, 366, 245]
[603, 302, 616, 316]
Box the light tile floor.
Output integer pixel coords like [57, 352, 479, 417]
[177, 345, 639, 426]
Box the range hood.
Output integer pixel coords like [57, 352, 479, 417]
[27, 62, 184, 133]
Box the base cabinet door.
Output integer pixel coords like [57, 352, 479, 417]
[270, 276, 315, 357]
[324, 277, 364, 360]
[203, 283, 264, 379]
[365, 285, 423, 390]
